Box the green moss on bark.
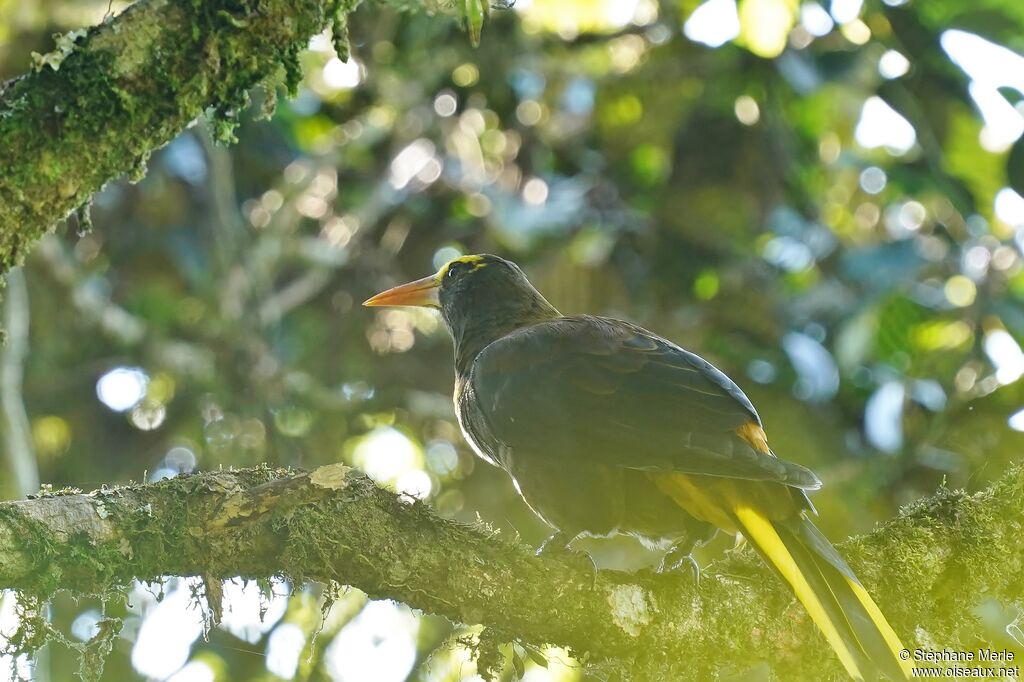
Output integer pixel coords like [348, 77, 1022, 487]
[0, 0, 339, 270]
[1, 464, 1020, 681]
[0, 0, 466, 274]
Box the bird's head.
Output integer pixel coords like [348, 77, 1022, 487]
[364, 254, 559, 367]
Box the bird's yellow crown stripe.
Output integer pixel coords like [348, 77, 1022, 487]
[436, 254, 487, 280]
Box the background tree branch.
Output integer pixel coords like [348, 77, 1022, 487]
[0, 462, 1020, 680]
[0, 0, 447, 271]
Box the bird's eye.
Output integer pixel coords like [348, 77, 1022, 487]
[446, 262, 465, 279]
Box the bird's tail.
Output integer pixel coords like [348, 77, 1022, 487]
[730, 502, 911, 681]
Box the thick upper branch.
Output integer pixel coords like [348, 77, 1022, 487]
[0, 0, 445, 271]
[0, 462, 1020, 680]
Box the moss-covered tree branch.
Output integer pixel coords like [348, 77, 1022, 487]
[0, 0, 448, 271]
[0, 462, 1021, 680]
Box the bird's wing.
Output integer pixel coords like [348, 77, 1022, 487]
[469, 315, 821, 489]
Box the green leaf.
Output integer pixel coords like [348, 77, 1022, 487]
[463, 0, 487, 47]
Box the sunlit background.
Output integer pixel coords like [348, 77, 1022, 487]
[2, 0, 1024, 678]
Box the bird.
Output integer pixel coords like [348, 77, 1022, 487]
[364, 253, 911, 681]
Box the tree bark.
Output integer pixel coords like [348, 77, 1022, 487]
[0, 0, 441, 271]
[1, 462, 1020, 680]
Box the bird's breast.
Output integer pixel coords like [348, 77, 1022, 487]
[454, 374, 501, 468]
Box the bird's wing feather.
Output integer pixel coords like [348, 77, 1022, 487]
[469, 315, 821, 489]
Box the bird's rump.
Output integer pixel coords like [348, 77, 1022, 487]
[467, 315, 821, 490]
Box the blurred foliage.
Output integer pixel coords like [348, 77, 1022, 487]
[3, 0, 1024, 679]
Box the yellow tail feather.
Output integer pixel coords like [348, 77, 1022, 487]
[732, 504, 867, 681]
[653, 472, 909, 679]
[845, 577, 914, 679]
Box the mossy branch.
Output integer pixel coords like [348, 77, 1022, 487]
[0, 462, 1021, 680]
[0, 0, 449, 272]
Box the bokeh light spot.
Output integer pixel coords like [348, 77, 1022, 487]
[96, 367, 149, 413]
[522, 177, 549, 205]
[865, 381, 905, 453]
[322, 57, 362, 90]
[693, 269, 720, 300]
[739, 0, 797, 58]
[219, 579, 288, 644]
[879, 50, 910, 78]
[944, 275, 977, 307]
[433, 91, 457, 117]
[1008, 408, 1024, 432]
[452, 63, 480, 87]
[859, 166, 887, 194]
[31, 416, 72, 459]
[829, 0, 862, 23]
[351, 427, 426, 489]
[800, 2, 833, 36]
[267, 623, 306, 679]
[855, 97, 916, 154]
[395, 469, 433, 500]
[325, 601, 419, 682]
[734, 95, 760, 125]
[130, 403, 166, 431]
[166, 661, 215, 682]
[131, 584, 204, 679]
[984, 330, 1024, 385]
[684, 0, 740, 48]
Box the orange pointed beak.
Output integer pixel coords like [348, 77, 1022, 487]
[363, 273, 441, 309]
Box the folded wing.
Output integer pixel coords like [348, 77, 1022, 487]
[469, 315, 820, 490]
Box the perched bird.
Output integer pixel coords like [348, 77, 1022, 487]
[365, 254, 911, 681]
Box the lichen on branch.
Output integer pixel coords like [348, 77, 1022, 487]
[0, 461, 1020, 680]
[0, 0, 452, 273]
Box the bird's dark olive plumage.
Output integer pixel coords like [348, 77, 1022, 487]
[365, 254, 912, 681]
[457, 312, 824, 537]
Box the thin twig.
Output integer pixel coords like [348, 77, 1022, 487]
[0, 268, 39, 497]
